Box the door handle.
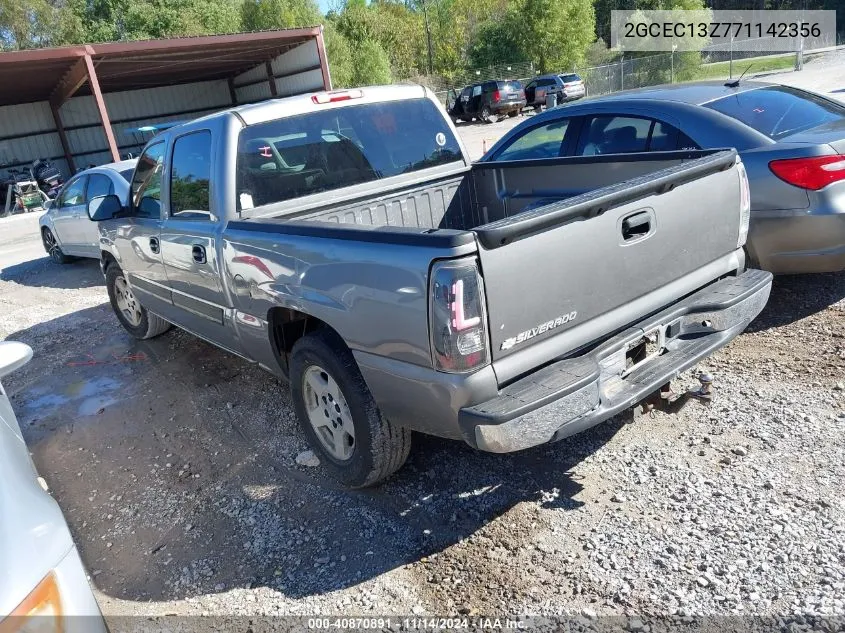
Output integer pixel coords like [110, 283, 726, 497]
[192, 245, 207, 264]
[149, 237, 159, 254]
[621, 211, 652, 242]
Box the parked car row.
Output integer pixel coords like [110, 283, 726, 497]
[446, 73, 586, 124]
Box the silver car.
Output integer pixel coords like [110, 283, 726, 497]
[39, 160, 136, 263]
[0, 342, 106, 630]
[484, 80, 845, 274]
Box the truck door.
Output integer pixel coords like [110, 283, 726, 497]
[158, 129, 239, 352]
[114, 141, 172, 318]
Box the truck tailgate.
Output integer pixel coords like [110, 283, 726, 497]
[473, 150, 744, 381]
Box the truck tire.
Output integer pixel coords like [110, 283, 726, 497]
[508, 110, 518, 118]
[480, 105, 494, 124]
[42, 228, 70, 264]
[105, 265, 171, 340]
[290, 328, 411, 488]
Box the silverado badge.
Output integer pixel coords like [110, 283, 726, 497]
[501, 311, 578, 351]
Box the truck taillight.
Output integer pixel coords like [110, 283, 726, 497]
[311, 89, 364, 104]
[429, 259, 489, 373]
[492, 90, 501, 102]
[769, 155, 845, 190]
[736, 159, 751, 248]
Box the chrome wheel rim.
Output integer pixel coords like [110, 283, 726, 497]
[114, 276, 142, 326]
[302, 364, 355, 461]
[43, 230, 61, 262]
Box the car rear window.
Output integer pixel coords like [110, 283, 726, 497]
[497, 81, 523, 91]
[561, 74, 581, 83]
[705, 86, 845, 140]
[236, 99, 463, 210]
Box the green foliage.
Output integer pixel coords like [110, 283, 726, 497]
[241, 0, 320, 31]
[324, 23, 354, 87]
[0, 0, 56, 49]
[352, 38, 393, 86]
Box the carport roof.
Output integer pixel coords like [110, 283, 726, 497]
[0, 28, 323, 107]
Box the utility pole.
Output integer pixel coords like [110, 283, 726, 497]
[420, 0, 434, 76]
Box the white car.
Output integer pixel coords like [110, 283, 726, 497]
[0, 342, 107, 631]
[39, 160, 136, 263]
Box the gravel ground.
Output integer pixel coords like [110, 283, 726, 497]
[1, 54, 845, 628]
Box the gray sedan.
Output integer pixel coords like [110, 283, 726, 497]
[482, 81, 845, 274]
[0, 342, 107, 630]
[39, 159, 136, 263]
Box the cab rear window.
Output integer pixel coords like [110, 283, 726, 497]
[705, 86, 845, 140]
[236, 99, 463, 209]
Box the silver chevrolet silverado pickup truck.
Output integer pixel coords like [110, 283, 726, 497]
[88, 85, 772, 487]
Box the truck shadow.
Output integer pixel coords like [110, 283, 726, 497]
[0, 256, 105, 290]
[5, 304, 625, 605]
[746, 270, 845, 332]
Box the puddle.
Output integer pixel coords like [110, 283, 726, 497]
[22, 376, 124, 421]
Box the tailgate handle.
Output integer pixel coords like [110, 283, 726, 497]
[621, 211, 652, 242]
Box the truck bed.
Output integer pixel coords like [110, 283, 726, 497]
[256, 149, 732, 234]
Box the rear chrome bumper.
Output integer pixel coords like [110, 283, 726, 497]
[459, 269, 772, 453]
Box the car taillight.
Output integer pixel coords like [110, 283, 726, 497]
[429, 258, 489, 373]
[492, 90, 500, 102]
[768, 155, 845, 190]
[736, 159, 751, 248]
[1, 571, 63, 633]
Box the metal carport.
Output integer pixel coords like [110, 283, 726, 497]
[0, 28, 331, 176]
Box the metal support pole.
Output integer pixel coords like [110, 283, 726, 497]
[83, 52, 119, 162]
[50, 102, 76, 173]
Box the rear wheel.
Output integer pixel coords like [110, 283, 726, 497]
[480, 105, 494, 124]
[507, 110, 518, 118]
[290, 328, 411, 488]
[105, 265, 171, 340]
[41, 228, 70, 264]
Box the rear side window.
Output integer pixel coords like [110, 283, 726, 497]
[578, 115, 651, 155]
[705, 86, 845, 139]
[236, 99, 463, 209]
[170, 130, 212, 217]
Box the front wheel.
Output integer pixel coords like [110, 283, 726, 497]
[105, 265, 171, 340]
[42, 228, 70, 264]
[290, 328, 411, 488]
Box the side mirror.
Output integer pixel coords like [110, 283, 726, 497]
[88, 194, 124, 221]
[0, 341, 33, 379]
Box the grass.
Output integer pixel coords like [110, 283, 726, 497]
[692, 53, 802, 80]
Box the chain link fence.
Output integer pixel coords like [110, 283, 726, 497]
[409, 33, 844, 105]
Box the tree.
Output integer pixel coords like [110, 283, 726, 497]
[324, 23, 354, 87]
[0, 0, 56, 49]
[240, 0, 321, 31]
[352, 38, 392, 85]
[518, 0, 596, 72]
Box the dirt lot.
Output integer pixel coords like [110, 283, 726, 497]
[1, 56, 845, 626]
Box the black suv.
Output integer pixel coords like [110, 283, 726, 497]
[447, 80, 527, 124]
